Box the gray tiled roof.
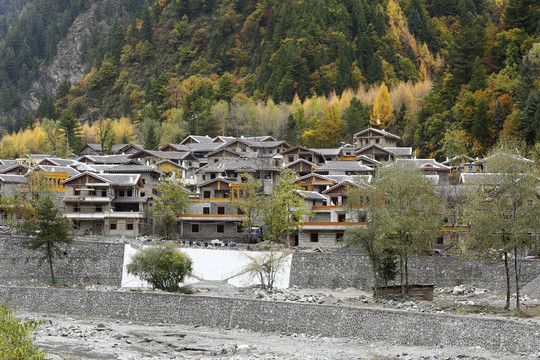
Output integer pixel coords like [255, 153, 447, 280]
[105, 165, 164, 175]
[308, 148, 341, 156]
[293, 190, 327, 201]
[396, 158, 451, 170]
[314, 161, 374, 172]
[77, 154, 131, 164]
[385, 147, 412, 156]
[0, 174, 28, 184]
[37, 158, 76, 166]
[198, 158, 281, 173]
[35, 165, 80, 177]
[353, 127, 401, 140]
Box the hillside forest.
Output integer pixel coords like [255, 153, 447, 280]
[0, 0, 538, 159]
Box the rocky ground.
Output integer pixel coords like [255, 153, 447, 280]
[18, 311, 538, 360]
[18, 281, 540, 360]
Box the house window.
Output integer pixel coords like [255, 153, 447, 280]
[101, 190, 107, 197]
[338, 214, 346, 222]
[214, 159, 219, 163]
[217, 206, 225, 214]
[203, 191, 211, 199]
[437, 236, 444, 245]
[331, 197, 339, 205]
[191, 224, 200, 233]
[73, 205, 80, 212]
[95, 206, 102, 213]
[142, 178, 146, 185]
[289, 156, 294, 163]
[376, 139, 380, 144]
[217, 224, 225, 233]
[140, 191, 146, 197]
[310, 232, 319, 243]
[203, 207, 210, 214]
[211, 174, 216, 179]
[236, 223, 244, 233]
[127, 189, 133, 197]
[74, 188, 80, 195]
[110, 223, 117, 230]
[126, 223, 134, 230]
[119, 190, 125, 197]
[152, 188, 158, 195]
[336, 232, 344, 242]
[202, 175, 206, 181]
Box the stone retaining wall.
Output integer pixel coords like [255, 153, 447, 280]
[1, 286, 539, 354]
[289, 252, 540, 290]
[0, 236, 124, 286]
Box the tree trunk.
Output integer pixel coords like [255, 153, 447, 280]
[503, 252, 510, 310]
[405, 254, 409, 295]
[514, 245, 520, 312]
[399, 254, 404, 298]
[47, 242, 56, 286]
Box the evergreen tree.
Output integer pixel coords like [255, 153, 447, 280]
[342, 98, 370, 141]
[514, 54, 540, 110]
[492, 99, 506, 134]
[366, 54, 384, 83]
[216, 73, 235, 103]
[521, 89, 540, 145]
[468, 57, 488, 92]
[22, 196, 73, 285]
[472, 99, 489, 142]
[448, 24, 486, 88]
[144, 121, 160, 150]
[59, 109, 82, 152]
[504, 0, 540, 34]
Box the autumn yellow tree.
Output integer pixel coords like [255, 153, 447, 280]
[301, 104, 343, 148]
[370, 82, 394, 130]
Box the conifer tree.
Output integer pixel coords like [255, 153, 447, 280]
[468, 57, 488, 92]
[472, 99, 489, 144]
[342, 98, 370, 141]
[370, 83, 394, 130]
[492, 99, 506, 134]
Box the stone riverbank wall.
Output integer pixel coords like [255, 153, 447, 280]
[0, 236, 124, 286]
[1, 286, 539, 354]
[289, 252, 540, 290]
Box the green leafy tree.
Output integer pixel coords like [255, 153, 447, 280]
[231, 174, 263, 243]
[262, 169, 313, 245]
[0, 303, 44, 360]
[127, 243, 193, 292]
[349, 160, 445, 296]
[96, 118, 116, 155]
[216, 73, 235, 103]
[463, 140, 539, 312]
[21, 196, 74, 286]
[154, 176, 190, 239]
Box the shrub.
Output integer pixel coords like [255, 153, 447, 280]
[127, 243, 193, 292]
[0, 303, 44, 359]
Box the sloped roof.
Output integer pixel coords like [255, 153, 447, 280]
[314, 161, 374, 172]
[355, 155, 381, 165]
[309, 148, 341, 156]
[197, 177, 233, 188]
[180, 135, 213, 145]
[128, 150, 196, 161]
[35, 165, 80, 177]
[61, 171, 141, 186]
[77, 154, 131, 164]
[442, 155, 475, 165]
[396, 158, 451, 171]
[294, 173, 338, 184]
[281, 146, 321, 156]
[385, 147, 412, 156]
[105, 164, 164, 175]
[36, 157, 76, 166]
[354, 143, 395, 155]
[353, 127, 401, 140]
[155, 159, 187, 170]
[0, 163, 31, 174]
[322, 180, 358, 194]
[198, 158, 281, 173]
[292, 190, 327, 201]
[0, 174, 28, 184]
[285, 158, 317, 168]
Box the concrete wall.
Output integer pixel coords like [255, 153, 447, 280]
[1, 286, 539, 354]
[0, 236, 124, 286]
[289, 252, 540, 290]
